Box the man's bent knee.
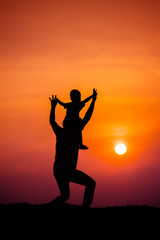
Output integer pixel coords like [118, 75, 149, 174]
[88, 178, 96, 189]
[62, 191, 70, 202]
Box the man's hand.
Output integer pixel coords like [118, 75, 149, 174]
[49, 95, 58, 107]
[93, 88, 97, 100]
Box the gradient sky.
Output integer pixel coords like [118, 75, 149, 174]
[0, 0, 160, 207]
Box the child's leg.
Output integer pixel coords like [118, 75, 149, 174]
[79, 131, 83, 146]
[79, 130, 88, 150]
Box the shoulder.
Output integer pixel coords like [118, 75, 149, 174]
[80, 101, 85, 107]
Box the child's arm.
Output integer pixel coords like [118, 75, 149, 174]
[55, 96, 67, 107]
[82, 88, 95, 104]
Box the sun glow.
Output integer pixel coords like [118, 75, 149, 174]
[115, 144, 127, 155]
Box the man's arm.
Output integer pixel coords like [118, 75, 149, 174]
[82, 89, 97, 129]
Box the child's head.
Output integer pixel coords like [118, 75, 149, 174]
[70, 89, 81, 102]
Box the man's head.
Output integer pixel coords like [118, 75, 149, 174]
[70, 89, 81, 102]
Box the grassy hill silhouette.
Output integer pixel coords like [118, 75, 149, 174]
[1, 202, 159, 235]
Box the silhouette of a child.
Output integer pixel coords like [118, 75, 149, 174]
[56, 89, 95, 149]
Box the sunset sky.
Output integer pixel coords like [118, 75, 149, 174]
[0, 0, 160, 207]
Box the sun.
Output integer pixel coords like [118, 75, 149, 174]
[115, 143, 127, 155]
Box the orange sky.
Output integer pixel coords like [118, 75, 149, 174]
[0, 0, 160, 207]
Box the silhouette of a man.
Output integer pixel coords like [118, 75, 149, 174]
[49, 90, 97, 207]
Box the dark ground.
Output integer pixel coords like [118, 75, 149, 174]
[1, 203, 159, 237]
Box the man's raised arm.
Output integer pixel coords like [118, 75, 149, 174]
[49, 95, 57, 124]
[49, 95, 61, 134]
[82, 89, 97, 129]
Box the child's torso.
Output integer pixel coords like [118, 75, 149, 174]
[65, 102, 85, 120]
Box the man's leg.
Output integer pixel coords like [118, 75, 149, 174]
[53, 168, 70, 204]
[56, 177, 70, 202]
[70, 170, 96, 207]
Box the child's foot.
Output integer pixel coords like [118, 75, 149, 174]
[79, 144, 89, 150]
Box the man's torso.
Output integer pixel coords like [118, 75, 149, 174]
[54, 124, 82, 169]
